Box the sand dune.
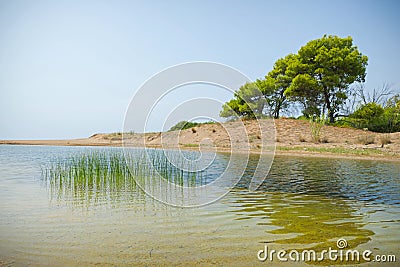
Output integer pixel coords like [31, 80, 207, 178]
[2, 119, 399, 160]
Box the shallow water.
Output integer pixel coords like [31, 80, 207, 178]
[0, 145, 399, 266]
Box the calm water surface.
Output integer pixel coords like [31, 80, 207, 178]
[0, 145, 399, 266]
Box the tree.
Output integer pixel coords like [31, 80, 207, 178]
[256, 54, 297, 118]
[220, 99, 241, 120]
[285, 35, 368, 123]
[286, 73, 324, 118]
[220, 82, 265, 119]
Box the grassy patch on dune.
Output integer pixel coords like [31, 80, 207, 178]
[181, 143, 199, 148]
[277, 146, 398, 157]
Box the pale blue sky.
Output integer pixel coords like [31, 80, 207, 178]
[1, 0, 399, 139]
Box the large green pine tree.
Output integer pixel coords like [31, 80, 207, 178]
[285, 35, 368, 122]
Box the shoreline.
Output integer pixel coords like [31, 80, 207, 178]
[2, 118, 399, 162]
[1, 139, 399, 162]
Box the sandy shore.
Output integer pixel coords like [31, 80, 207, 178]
[1, 119, 400, 161]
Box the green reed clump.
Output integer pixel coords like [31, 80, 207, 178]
[42, 151, 135, 204]
[42, 149, 207, 206]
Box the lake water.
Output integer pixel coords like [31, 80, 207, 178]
[0, 145, 399, 266]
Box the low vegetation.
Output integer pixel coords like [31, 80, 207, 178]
[337, 95, 400, 133]
[278, 146, 396, 157]
[168, 120, 215, 132]
[309, 118, 324, 143]
[379, 134, 391, 147]
[181, 143, 199, 148]
[357, 134, 375, 145]
[168, 121, 200, 131]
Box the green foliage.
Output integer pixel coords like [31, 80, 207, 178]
[220, 35, 368, 122]
[168, 121, 199, 131]
[220, 82, 264, 119]
[285, 35, 368, 123]
[168, 120, 215, 132]
[340, 95, 400, 133]
[351, 102, 384, 120]
[257, 54, 297, 118]
[220, 99, 241, 119]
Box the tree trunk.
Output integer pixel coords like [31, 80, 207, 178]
[324, 89, 335, 123]
[274, 101, 281, 119]
[328, 110, 334, 123]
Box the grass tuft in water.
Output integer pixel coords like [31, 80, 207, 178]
[42, 149, 207, 206]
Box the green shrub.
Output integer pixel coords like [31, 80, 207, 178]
[297, 115, 309, 121]
[351, 102, 384, 120]
[168, 121, 199, 131]
[347, 98, 400, 133]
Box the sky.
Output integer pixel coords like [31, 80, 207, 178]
[0, 0, 399, 139]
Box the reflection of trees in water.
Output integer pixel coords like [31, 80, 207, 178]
[228, 189, 374, 264]
[228, 155, 399, 262]
[267, 193, 372, 247]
